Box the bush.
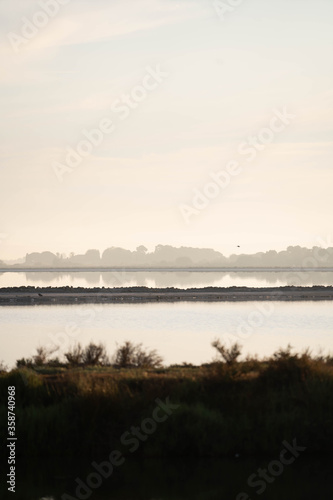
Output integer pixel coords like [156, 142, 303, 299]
[16, 346, 59, 369]
[33, 346, 59, 366]
[64, 343, 84, 366]
[65, 342, 109, 367]
[260, 344, 312, 385]
[114, 341, 163, 368]
[0, 360, 8, 373]
[16, 357, 33, 369]
[211, 340, 242, 365]
[83, 342, 109, 366]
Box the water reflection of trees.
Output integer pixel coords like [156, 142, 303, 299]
[230, 271, 333, 286]
[24, 272, 63, 284]
[20, 271, 333, 288]
[165, 271, 333, 288]
[25, 272, 101, 286]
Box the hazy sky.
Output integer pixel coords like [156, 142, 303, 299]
[1, 0, 332, 259]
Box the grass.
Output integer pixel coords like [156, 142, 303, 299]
[1, 348, 333, 458]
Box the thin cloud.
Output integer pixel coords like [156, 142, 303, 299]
[2, 0, 207, 52]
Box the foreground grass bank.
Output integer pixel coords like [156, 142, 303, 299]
[1, 349, 333, 458]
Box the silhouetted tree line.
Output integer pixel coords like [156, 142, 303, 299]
[2, 245, 333, 268]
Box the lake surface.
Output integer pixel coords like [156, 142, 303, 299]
[4, 456, 333, 499]
[1, 269, 333, 288]
[1, 301, 332, 369]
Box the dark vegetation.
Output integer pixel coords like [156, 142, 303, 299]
[1, 342, 333, 458]
[16, 341, 163, 369]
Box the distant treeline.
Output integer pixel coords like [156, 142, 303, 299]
[2, 244, 333, 268]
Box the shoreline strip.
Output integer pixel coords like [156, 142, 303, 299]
[0, 286, 332, 305]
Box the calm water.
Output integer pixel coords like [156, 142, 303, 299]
[1, 301, 332, 368]
[1, 270, 333, 288]
[4, 456, 333, 499]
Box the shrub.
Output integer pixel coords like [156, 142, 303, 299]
[16, 357, 33, 369]
[114, 341, 163, 368]
[211, 340, 242, 365]
[64, 343, 84, 366]
[0, 360, 8, 372]
[16, 346, 59, 368]
[83, 342, 109, 366]
[65, 342, 109, 367]
[260, 344, 312, 385]
[272, 343, 294, 361]
[33, 346, 59, 366]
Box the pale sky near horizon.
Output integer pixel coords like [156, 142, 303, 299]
[0, 0, 332, 260]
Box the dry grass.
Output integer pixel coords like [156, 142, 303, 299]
[2, 348, 333, 457]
